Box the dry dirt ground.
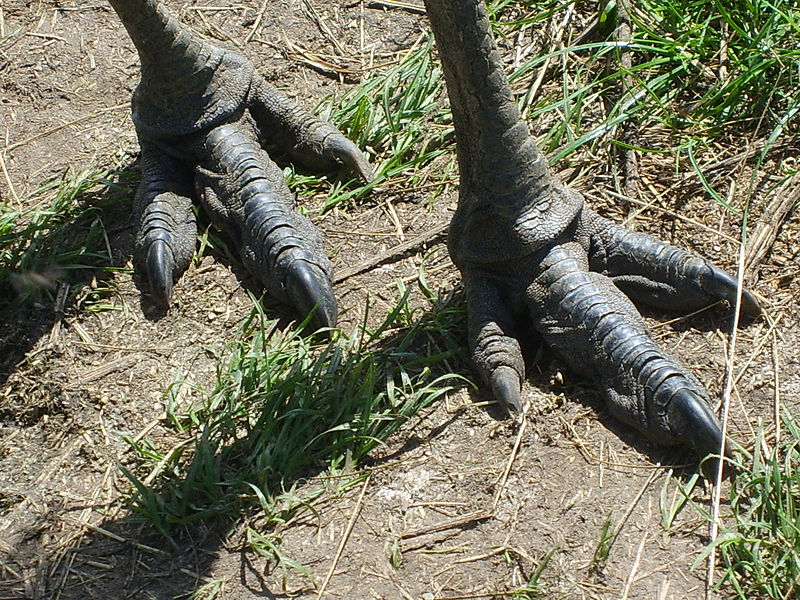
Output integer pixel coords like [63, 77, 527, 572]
[1, 1, 798, 599]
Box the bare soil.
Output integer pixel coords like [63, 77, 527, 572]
[1, 2, 798, 599]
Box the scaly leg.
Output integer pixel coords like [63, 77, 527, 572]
[424, 0, 759, 457]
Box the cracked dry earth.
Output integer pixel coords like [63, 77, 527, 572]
[1, 1, 798, 599]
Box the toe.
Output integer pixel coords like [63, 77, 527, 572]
[589, 217, 761, 317]
[463, 274, 526, 415]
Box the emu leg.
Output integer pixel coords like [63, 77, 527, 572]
[109, 0, 372, 327]
[423, 0, 760, 457]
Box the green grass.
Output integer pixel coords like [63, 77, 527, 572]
[707, 417, 800, 599]
[512, 546, 559, 599]
[661, 416, 800, 600]
[0, 167, 130, 313]
[590, 512, 616, 574]
[633, 0, 800, 128]
[493, 0, 799, 208]
[286, 37, 454, 211]
[292, 0, 797, 217]
[122, 284, 470, 538]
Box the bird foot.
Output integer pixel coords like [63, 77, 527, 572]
[456, 193, 757, 458]
[124, 14, 372, 328]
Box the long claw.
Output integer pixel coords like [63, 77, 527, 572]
[699, 264, 762, 317]
[589, 217, 761, 317]
[145, 239, 175, 308]
[666, 388, 731, 459]
[284, 260, 338, 331]
[490, 365, 523, 414]
[323, 134, 374, 182]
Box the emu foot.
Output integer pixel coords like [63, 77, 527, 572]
[118, 0, 372, 329]
[457, 194, 760, 459]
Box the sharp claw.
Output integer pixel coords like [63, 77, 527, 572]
[666, 389, 731, 459]
[740, 288, 761, 317]
[490, 366, 523, 415]
[324, 135, 374, 182]
[284, 260, 338, 331]
[145, 239, 175, 307]
[701, 265, 762, 317]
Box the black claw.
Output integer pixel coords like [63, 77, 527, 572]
[740, 288, 761, 317]
[324, 135, 374, 182]
[702, 265, 761, 317]
[667, 389, 731, 459]
[490, 366, 523, 414]
[284, 261, 338, 331]
[145, 239, 175, 307]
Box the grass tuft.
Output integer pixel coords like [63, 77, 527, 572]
[707, 416, 800, 599]
[512, 545, 558, 599]
[662, 415, 800, 600]
[590, 512, 616, 574]
[123, 285, 469, 538]
[0, 167, 129, 312]
[634, 0, 800, 129]
[491, 0, 799, 205]
[289, 37, 455, 211]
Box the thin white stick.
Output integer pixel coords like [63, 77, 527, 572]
[621, 527, 648, 600]
[316, 474, 371, 598]
[0, 151, 20, 206]
[705, 225, 749, 600]
[243, 0, 268, 45]
[772, 324, 781, 445]
[493, 405, 528, 511]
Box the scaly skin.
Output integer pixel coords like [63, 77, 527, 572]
[108, 0, 373, 329]
[423, 0, 760, 458]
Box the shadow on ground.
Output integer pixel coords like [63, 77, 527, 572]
[0, 287, 723, 599]
[0, 163, 137, 408]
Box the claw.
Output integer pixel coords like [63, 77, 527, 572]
[490, 366, 523, 414]
[284, 260, 338, 331]
[324, 135, 374, 182]
[666, 388, 731, 459]
[145, 239, 175, 307]
[701, 264, 761, 317]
